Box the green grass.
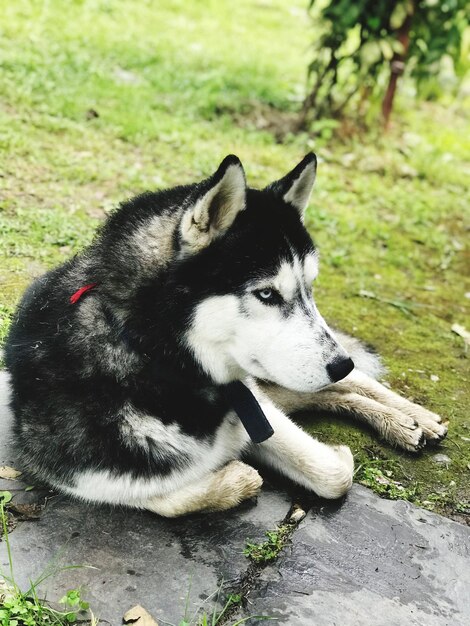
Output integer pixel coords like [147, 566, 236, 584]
[0, 493, 95, 625]
[173, 587, 270, 626]
[0, 0, 469, 518]
[244, 525, 293, 565]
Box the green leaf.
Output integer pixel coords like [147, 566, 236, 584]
[67, 590, 81, 605]
[379, 39, 394, 60]
[391, 40, 406, 55]
[360, 41, 382, 66]
[0, 491, 12, 504]
[390, 3, 408, 30]
[366, 17, 380, 31]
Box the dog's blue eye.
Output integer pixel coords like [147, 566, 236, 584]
[254, 288, 280, 304]
[259, 289, 272, 299]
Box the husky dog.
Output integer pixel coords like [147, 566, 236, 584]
[5, 154, 447, 517]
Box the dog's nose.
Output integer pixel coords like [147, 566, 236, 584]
[327, 357, 354, 383]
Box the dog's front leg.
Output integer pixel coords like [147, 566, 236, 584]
[333, 370, 448, 443]
[256, 372, 447, 452]
[313, 371, 448, 450]
[248, 396, 354, 499]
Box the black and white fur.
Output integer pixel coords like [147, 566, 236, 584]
[5, 154, 447, 517]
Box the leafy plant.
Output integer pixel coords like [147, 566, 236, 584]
[0, 493, 12, 506]
[244, 524, 292, 564]
[176, 593, 242, 626]
[58, 590, 90, 622]
[0, 496, 95, 625]
[355, 462, 420, 502]
[302, 0, 468, 127]
[171, 581, 271, 626]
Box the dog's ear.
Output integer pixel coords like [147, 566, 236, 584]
[180, 155, 246, 251]
[265, 153, 317, 219]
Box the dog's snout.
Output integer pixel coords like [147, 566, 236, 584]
[327, 357, 354, 383]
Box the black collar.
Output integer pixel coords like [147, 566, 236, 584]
[222, 380, 274, 443]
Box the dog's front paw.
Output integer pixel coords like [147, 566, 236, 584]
[382, 404, 447, 452]
[309, 445, 354, 500]
[213, 460, 263, 509]
[399, 403, 448, 446]
[379, 407, 426, 452]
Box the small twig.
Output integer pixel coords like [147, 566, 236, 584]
[356, 290, 418, 317]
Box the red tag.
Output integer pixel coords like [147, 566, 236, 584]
[70, 283, 98, 304]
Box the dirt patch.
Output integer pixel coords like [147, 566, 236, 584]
[215, 100, 301, 142]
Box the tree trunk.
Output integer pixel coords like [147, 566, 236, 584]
[382, 7, 414, 129]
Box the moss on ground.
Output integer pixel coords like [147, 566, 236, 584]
[0, 0, 468, 520]
[244, 524, 294, 565]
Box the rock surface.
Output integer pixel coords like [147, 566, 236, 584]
[238, 489, 470, 625]
[1, 371, 469, 625]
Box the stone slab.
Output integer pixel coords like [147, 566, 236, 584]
[238, 486, 470, 625]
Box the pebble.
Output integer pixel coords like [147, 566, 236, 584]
[432, 454, 451, 467]
[430, 374, 440, 382]
[289, 505, 307, 523]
